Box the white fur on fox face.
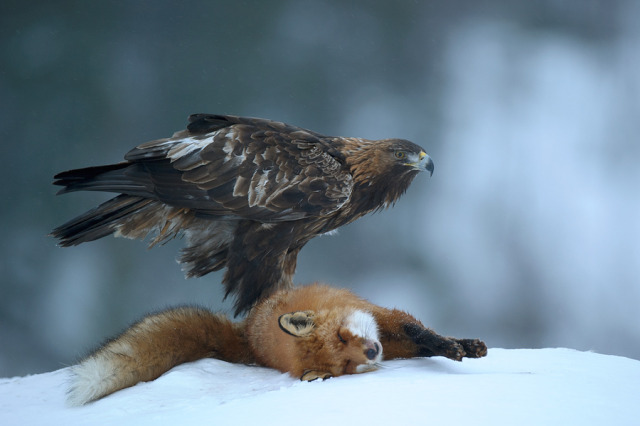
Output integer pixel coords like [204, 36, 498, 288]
[344, 310, 379, 341]
[344, 310, 383, 369]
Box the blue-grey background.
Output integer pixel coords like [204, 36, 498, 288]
[1, 0, 639, 377]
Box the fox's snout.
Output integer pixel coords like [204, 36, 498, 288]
[365, 340, 381, 361]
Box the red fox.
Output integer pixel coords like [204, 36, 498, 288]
[68, 284, 487, 406]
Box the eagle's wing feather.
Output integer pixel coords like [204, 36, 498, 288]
[124, 116, 353, 222]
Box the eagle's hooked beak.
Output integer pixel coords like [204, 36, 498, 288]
[413, 151, 434, 176]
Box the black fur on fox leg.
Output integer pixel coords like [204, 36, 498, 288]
[403, 323, 466, 361]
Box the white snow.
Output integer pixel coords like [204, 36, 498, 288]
[1, 348, 638, 426]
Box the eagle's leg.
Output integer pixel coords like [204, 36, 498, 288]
[222, 252, 294, 316]
[223, 222, 302, 316]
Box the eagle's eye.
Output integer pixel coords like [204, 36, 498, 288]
[394, 151, 406, 159]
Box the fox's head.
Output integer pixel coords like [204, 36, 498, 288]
[279, 308, 383, 380]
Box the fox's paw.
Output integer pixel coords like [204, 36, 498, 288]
[437, 341, 466, 361]
[300, 370, 332, 382]
[456, 338, 488, 358]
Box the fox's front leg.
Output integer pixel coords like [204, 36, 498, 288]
[300, 370, 333, 381]
[371, 307, 487, 361]
[403, 323, 487, 360]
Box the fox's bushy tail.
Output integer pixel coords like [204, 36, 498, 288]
[67, 307, 253, 406]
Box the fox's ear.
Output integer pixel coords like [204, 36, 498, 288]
[278, 311, 316, 337]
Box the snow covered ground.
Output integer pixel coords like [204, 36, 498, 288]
[1, 348, 638, 425]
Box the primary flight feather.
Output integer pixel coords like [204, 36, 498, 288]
[51, 114, 433, 315]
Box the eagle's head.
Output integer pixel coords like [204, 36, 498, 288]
[384, 139, 434, 176]
[340, 137, 433, 212]
[342, 137, 433, 179]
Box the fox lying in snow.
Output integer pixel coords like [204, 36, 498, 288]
[68, 284, 487, 405]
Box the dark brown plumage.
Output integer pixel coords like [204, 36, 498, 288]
[51, 114, 433, 315]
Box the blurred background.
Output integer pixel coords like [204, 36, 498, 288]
[1, 0, 638, 377]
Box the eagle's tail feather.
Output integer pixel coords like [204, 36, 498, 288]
[52, 194, 236, 278]
[51, 195, 176, 247]
[53, 163, 151, 196]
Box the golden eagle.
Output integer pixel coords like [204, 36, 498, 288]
[52, 114, 433, 314]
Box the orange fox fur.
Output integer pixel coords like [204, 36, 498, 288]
[68, 284, 487, 406]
